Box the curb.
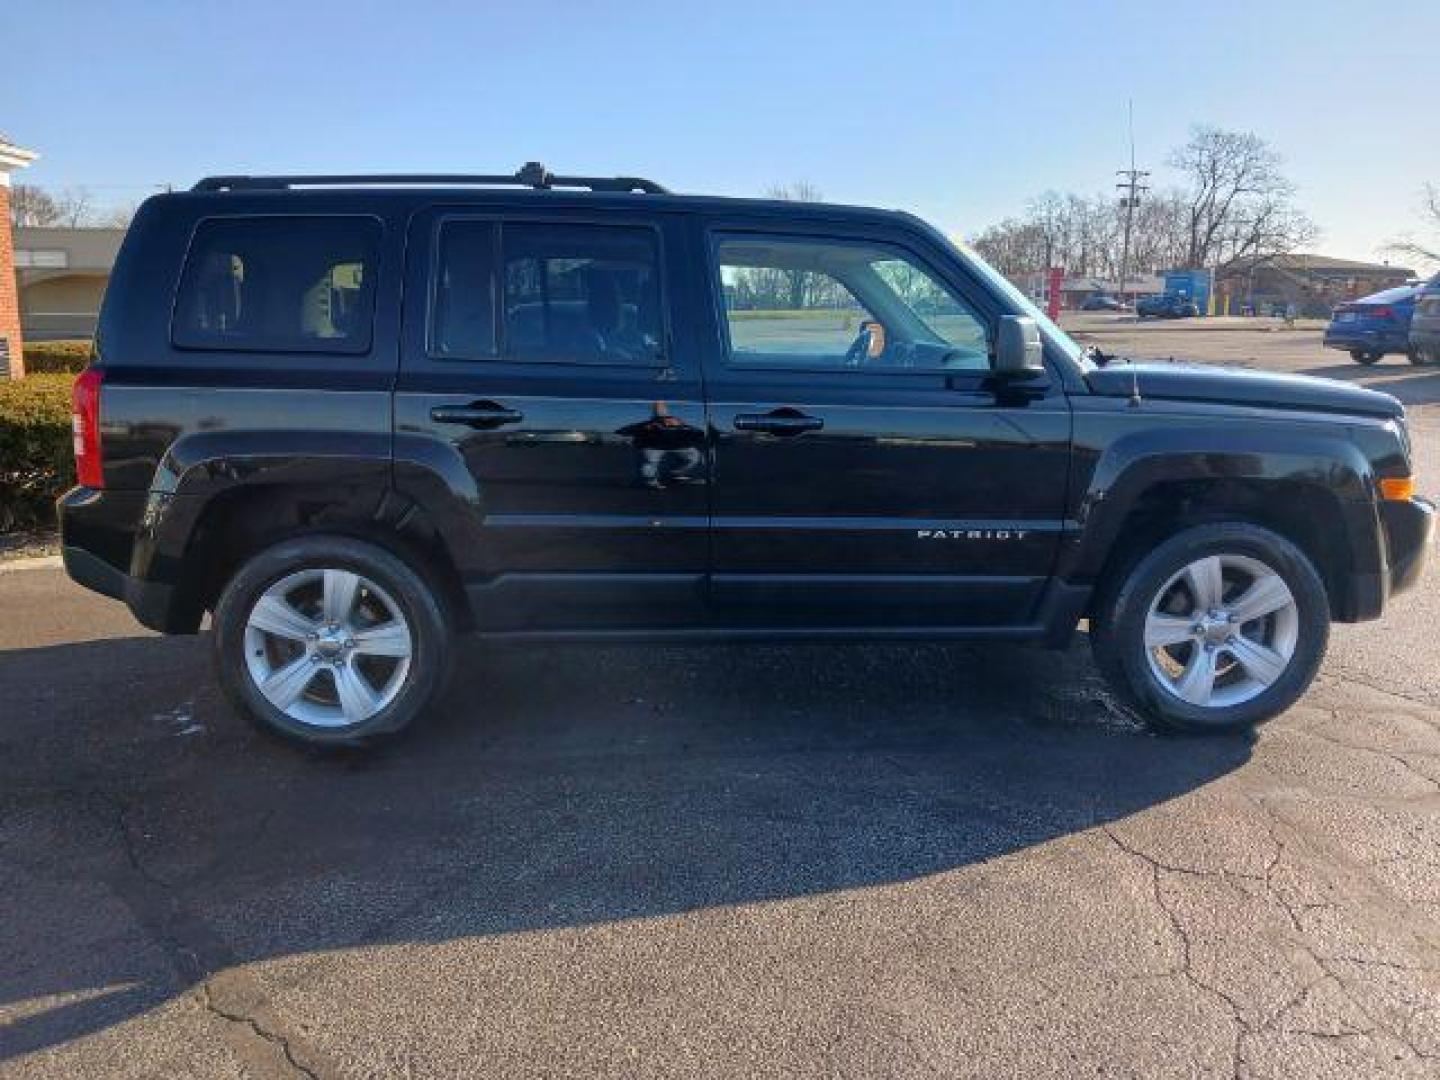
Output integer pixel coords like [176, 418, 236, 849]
[0, 554, 64, 573]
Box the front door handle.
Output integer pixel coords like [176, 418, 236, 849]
[733, 411, 824, 436]
[430, 403, 525, 428]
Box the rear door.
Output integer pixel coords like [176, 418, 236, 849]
[394, 206, 709, 630]
[696, 219, 1072, 628]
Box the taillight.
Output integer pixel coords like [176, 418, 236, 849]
[1368, 305, 1395, 320]
[72, 367, 104, 489]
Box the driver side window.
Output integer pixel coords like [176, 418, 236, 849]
[714, 235, 990, 371]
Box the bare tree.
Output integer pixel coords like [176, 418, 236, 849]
[969, 125, 1315, 283]
[8, 183, 61, 226]
[765, 181, 823, 204]
[7, 184, 139, 230]
[1168, 125, 1315, 270]
[1385, 183, 1439, 270]
[95, 201, 139, 229]
[52, 187, 94, 228]
[764, 182, 824, 307]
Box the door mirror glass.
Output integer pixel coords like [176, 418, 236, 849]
[994, 315, 1045, 377]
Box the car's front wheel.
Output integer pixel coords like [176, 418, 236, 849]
[1351, 350, 1382, 365]
[1091, 522, 1329, 734]
[213, 535, 451, 748]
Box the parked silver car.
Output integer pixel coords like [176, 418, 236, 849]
[1411, 273, 1440, 365]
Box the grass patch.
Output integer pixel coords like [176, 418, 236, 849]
[727, 309, 857, 322]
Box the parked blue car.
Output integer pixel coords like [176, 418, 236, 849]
[1323, 284, 1424, 365]
[1135, 293, 1199, 319]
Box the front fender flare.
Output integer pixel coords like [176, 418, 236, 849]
[1059, 423, 1382, 587]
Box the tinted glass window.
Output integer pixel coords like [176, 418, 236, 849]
[173, 216, 380, 353]
[502, 223, 662, 366]
[716, 236, 989, 371]
[431, 221, 497, 357]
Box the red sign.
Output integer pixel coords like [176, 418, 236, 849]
[1047, 267, 1064, 321]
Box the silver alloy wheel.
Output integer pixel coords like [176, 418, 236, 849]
[243, 568, 412, 729]
[1143, 553, 1299, 709]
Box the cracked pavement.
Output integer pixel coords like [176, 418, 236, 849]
[2, 327, 1439, 1078]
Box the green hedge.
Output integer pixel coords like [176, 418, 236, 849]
[23, 339, 92, 375]
[0, 374, 74, 532]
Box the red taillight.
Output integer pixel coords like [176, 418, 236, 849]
[72, 367, 104, 489]
[1368, 305, 1395, 320]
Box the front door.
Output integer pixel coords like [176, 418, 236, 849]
[394, 207, 709, 630]
[699, 224, 1072, 627]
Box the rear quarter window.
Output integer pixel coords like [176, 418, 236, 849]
[172, 215, 381, 354]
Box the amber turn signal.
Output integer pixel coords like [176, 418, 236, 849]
[1379, 476, 1416, 501]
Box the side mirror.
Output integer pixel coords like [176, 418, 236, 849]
[994, 315, 1045, 377]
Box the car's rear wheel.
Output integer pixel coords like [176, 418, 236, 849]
[1351, 350, 1382, 365]
[1409, 349, 1427, 366]
[1091, 522, 1329, 734]
[213, 535, 451, 748]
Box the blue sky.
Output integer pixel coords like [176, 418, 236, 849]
[3, 0, 1436, 265]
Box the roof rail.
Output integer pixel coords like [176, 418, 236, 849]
[191, 162, 670, 195]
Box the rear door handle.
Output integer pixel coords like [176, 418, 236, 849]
[430, 403, 525, 428]
[733, 412, 824, 436]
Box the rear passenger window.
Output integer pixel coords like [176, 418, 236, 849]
[501, 223, 663, 366]
[173, 216, 381, 353]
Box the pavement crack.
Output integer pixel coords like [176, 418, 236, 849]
[1101, 824, 1263, 883]
[1300, 717, 1440, 793]
[1103, 826, 1251, 1078]
[1326, 670, 1440, 715]
[199, 981, 320, 1079]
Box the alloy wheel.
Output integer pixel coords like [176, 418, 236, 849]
[243, 568, 413, 728]
[1143, 554, 1299, 709]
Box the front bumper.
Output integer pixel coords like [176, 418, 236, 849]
[1382, 496, 1435, 599]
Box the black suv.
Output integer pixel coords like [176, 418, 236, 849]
[60, 165, 1434, 747]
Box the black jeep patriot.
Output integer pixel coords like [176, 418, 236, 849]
[59, 165, 1434, 747]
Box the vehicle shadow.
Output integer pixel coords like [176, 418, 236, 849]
[0, 633, 1252, 1061]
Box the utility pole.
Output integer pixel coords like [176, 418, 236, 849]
[1115, 100, 1149, 308]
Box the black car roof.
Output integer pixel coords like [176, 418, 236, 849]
[167, 188, 919, 224]
[164, 167, 926, 231]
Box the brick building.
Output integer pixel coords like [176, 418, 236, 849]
[0, 135, 40, 377]
[1219, 254, 1416, 318]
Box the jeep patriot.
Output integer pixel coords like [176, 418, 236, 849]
[59, 164, 1435, 746]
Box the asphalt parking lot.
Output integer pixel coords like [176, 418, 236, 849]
[3, 318, 1439, 1078]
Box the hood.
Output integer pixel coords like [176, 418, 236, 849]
[1085, 362, 1403, 420]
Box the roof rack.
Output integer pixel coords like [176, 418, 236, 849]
[191, 162, 670, 195]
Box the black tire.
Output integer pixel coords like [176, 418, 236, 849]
[1408, 349, 1426, 366]
[213, 535, 451, 748]
[1351, 350, 1381, 365]
[1091, 522, 1329, 735]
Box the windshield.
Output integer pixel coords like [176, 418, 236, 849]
[944, 236, 1091, 371]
